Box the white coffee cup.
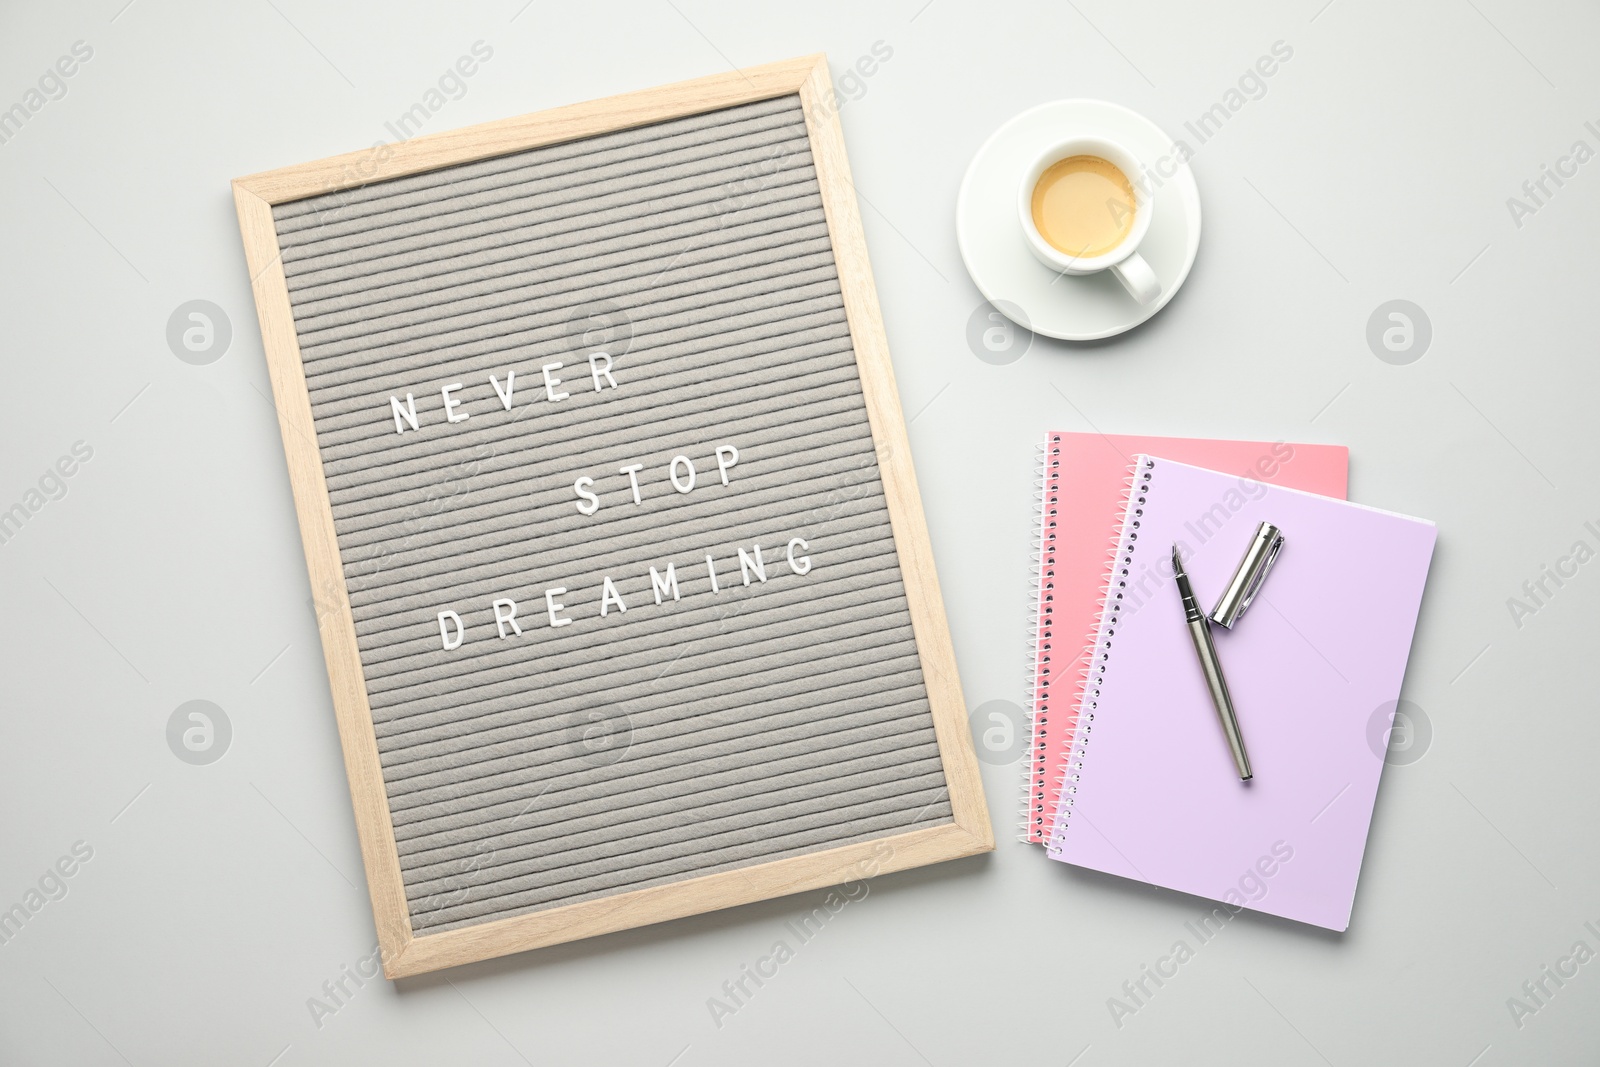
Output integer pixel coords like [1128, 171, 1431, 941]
[1018, 136, 1160, 305]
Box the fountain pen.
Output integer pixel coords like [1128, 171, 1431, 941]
[1172, 544, 1253, 780]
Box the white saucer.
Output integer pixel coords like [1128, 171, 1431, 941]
[956, 100, 1202, 341]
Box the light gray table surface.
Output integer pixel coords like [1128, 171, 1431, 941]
[2, 1, 1596, 1064]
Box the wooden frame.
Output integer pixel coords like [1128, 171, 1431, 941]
[233, 54, 992, 979]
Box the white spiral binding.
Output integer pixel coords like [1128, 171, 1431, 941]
[1019, 439, 1050, 841]
[1046, 456, 1154, 855]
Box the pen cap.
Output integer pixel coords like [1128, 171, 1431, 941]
[1209, 522, 1284, 629]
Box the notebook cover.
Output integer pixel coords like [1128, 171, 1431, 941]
[1045, 456, 1436, 930]
[1024, 434, 1348, 844]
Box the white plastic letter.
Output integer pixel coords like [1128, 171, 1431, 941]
[650, 563, 680, 604]
[492, 598, 523, 638]
[391, 394, 419, 434]
[438, 610, 465, 649]
[786, 537, 811, 575]
[574, 476, 600, 516]
[588, 352, 618, 391]
[620, 463, 645, 505]
[669, 456, 696, 494]
[738, 544, 767, 586]
[545, 588, 572, 627]
[541, 362, 569, 402]
[715, 444, 739, 485]
[441, 382, 470, 423]
[599, 576, 627, 617]
[489, 371, 515, 410]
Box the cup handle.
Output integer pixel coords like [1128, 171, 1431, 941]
[1111, 252, 1160, 305]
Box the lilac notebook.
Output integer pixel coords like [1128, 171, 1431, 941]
[1045, 456, 1437, 930]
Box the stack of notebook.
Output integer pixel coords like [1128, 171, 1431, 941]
[1026, 433, 1435, 931]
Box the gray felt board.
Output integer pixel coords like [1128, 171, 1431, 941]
[270, 94, 952, 934]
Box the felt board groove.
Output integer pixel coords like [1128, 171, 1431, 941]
[286, 224, 838, 367]
[372, 630, 928, 771]
[284, 206, 838, 356]
[398, 750, 944, 867]
[281, 126, 818, 320]
[381, 651, 927, 752]
[268, 93, 954, 936]
[276, 118, 812, 289]
[400, 782, 951, 908]
[399, 768, 948, 893]
[291, 244, 838, 369]
[299, 299, 851, 435]
[375, 641, 927, 778]
[410, 791, 952, 931]
[395, 734, 938, 856]
[273, 98, 805, 235]
[381, 670, 932, 784]
[277, 146, 819, 280]
[295, 282, 848, 390]
[384, 671, 931, 792]
[236, 57, 990, 973]
[387, 713, 935, 859]
[364, 617, 921, 758]
[374, 631, 929, 785]
[289, 233, 837, 372]
[362, 573, 918, 711]
[297, 274, 847, 407]
[280, 160, 825, 298]
[359, 589, 923, 736]
[289, 215, 835, 342]
[382, 676, 932, 798]
[376, 662, 930, 784]
[375, 636, 932, 809]
[407, 785, 952, 924]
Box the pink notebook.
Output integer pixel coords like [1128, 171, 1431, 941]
[1045, 456, 1436, 930]
[1025, 434, 1348, 844]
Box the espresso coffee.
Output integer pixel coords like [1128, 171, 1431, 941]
[1029, 155, 1137, 259]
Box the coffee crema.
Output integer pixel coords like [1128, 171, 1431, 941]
[1029, 155, 1137, 259]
